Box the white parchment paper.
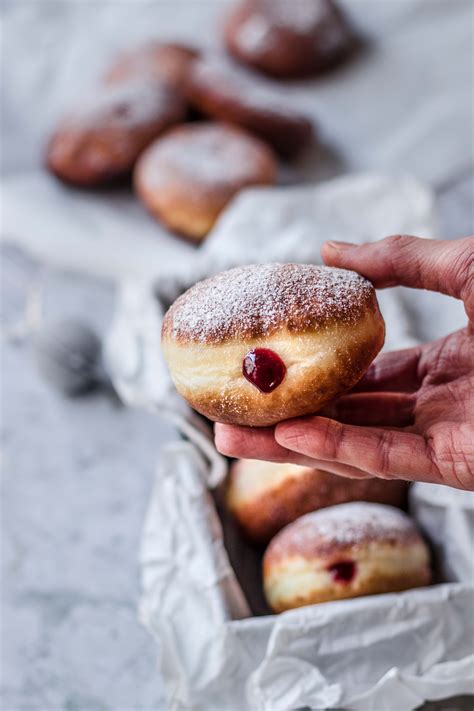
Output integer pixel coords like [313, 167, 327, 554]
[137, 444, 474, 711]
[106, 174, 474, 709]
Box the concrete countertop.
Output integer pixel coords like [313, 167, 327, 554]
[1, 249, 172, 710]
[1, 0, 473, 706]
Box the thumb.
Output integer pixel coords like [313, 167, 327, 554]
[322, 235, 474, 323]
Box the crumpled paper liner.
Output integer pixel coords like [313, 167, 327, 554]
[138, 443, 474, 711]
[105, 173, 474, 709]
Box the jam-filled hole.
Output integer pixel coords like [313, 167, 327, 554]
[243, 348, 286, 393]
[328, 560, 356, 583]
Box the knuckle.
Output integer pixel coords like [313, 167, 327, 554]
[276, 422, 316, 455]
[279, 418, 348, 463]
[447, 240, 474, 290]
[459, 241, 474, 304]
[286, 429, 313, 452]
[324, 419, 345, 460]
[383, 235, 420, 282]
[427, 426, 474, 489]
[284, 418, 345, 460]
[425, 336, 458, 381]
[384, 234, 413, 248]
[373, 430, 395, 477]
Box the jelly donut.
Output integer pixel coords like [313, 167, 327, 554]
[227, 459, 408, 544]
[263, 502, 431, 612]
[224, 0, 353, 79]
[134, 122, 277, 241]
[105, 42, 200, 90]
[161, 263, 385, 426]
[185, 57, 313, 158]
[46, 80, 186, 186]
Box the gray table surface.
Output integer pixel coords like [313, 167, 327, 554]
[2, 0, 474, 708]
[1, 248, 171, 711]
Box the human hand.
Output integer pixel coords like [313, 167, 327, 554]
[215, 235, 474, 490]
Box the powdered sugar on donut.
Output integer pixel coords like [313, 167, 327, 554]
[190, 58, 309, 122]
[163, 263, 375, 344]
[230, 0, 351, 71]
[64, 79, 183, 130]
[235, 14, 273, 55]
[264, 0, 331, 33]
[139, 124, 273, 187]
[270, 503, 420, 559]
[236, 0, 329, 52]
[105, 42, 199, 86]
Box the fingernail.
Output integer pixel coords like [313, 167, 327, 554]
[325, 240, 355, 251]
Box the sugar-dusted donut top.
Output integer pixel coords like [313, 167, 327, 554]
[61, 79, 183, 131]
[188, 57, 311, 124]
[267, 502, 421, 561]
[162, 263, 375, 344]
[105, 42, 199, 85]
[233, 0, 348, 55]
[138, 123, 275, 189]
[235, 0, 337, 39]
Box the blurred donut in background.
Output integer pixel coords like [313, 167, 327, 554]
[104, 41, 200, 91]
[185, 56, 314, 158]
[46, 79, 186, 186]
[224, 0, 353, 79]
[134, 122, 277, 241]
[263, 503, 431, 612]
[226, 459, 408, 544]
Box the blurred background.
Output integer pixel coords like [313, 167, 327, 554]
[1, 1, 473, 709]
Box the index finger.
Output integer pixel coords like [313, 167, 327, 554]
[322, 235, 474, 322]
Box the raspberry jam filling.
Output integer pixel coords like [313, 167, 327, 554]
[328, 561, 356, 583]
[242, 348, 286, 393]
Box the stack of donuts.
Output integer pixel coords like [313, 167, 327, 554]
[46, 0, 355, 243]
[226, 460, 431, 612]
